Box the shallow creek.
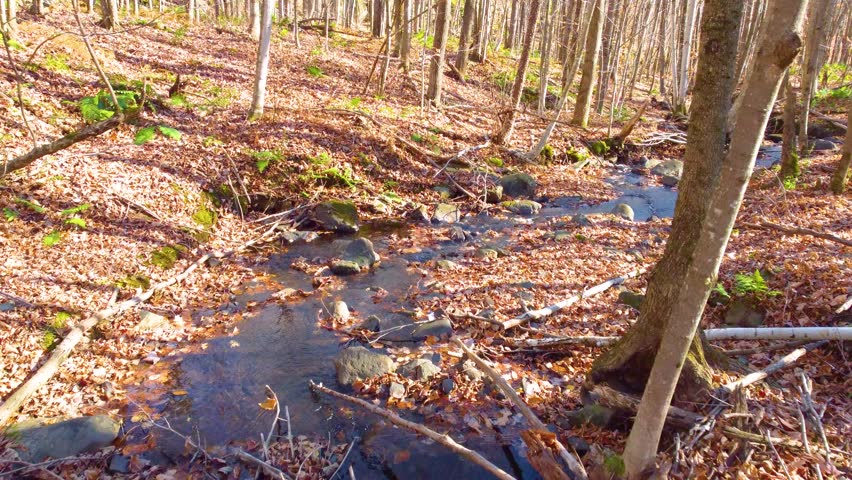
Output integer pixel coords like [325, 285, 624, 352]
[127, 166, 684, 479]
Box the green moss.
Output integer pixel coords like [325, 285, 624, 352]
[115, 274, 151, 290]
[589, 140, 610, 156]
[565, 146, 589, 163]
[149, 245, 184, 270]
[540, 144, 555, 162]
[604, 454, 625, 477]
[486, 157, 504, 168]
[192, 205, 217, 229]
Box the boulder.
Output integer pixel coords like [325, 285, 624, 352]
[662, 174, 680, 187]
[432, 203, 460, 224]
[9, 416, 121, 462]
[356, 314, 452, 343]
[502, 200, 542, 216]
[810, 139, 838, 152]
[334, 346, 395, 386]
[332, 301, 350, 321]
[500, 173, 537, 198]
[342, 238, 380, 269]
[330, 260, 362, 275]
[408, 204, 431, 224]
[486, 186, 504, 204]
[611, 203, 635, 221]
[398, 358, 440, 381]
[650, 159, 683, 181]
[566, 405, 616, 428]
[315, 200, 359, 233]
[617, 289, 645, 310]
[724, 300, 765, 328]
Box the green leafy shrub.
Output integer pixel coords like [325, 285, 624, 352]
[306, 65, 325, 78]
[79, 90, 138, 123]
[486, 157, 504, 168]
[589, 140, 610, 157]
[3, 208, 20, 221]
[733, 270, 780, 298]
[250, 149, 283, 173]
[309, 152, 332, 165]
[42, 231, 61, 247]
[134, 125, 182, 145]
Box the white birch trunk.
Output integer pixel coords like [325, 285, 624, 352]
[248, 0, 274, 120]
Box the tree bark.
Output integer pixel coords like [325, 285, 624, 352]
[589, 0, 744, 399]
[248, 0, 273, 120]
[99, 0, 120, 30]
[250, 0, 262, 40]
[622, 1, 805, 476]
[798, 0, 831, 157]
[570, 0, 605, 128]
[830, 99, 852, 194]
[780, 71, 800, 183]
[493, 0, 540, 145]
[454, 0, 475, 76]
[426, 0, 450, 106]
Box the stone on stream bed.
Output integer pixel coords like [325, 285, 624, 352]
[356, 313, 452, 343]
[611, 203, 635, 221]
[810, 139, 838, 152]
[502, 200, 542, 216]
[650, 159, 683, 181]
[500, 172, 537, 198]
[432, 203, 460, 224]
[398, 358, 441, 381]
[566, 405, 617, 428]
[334, 346, 396, 386]
[331, 238, 380, 275]
[8, 415, 121, 462]
[486, 185, 504, 204]
[314, 200, 359, 233]
[332, 301, 350, 321]
[572, 213, 593, 227]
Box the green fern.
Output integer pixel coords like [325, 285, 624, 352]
[733, 270, 781, 298]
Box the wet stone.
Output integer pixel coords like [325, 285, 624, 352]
[389, 382, 406, 399]
[398, 358, 440, 381]
[432, 203, 460, 224]
[109, 454, 131, 473]
[502, 200, 542, 216]
[334, 346, 395, 386]
[500, 172, 537, 198]
[332, 301, 350, 321]
[315, 200, 359, 233]
[611, 203, 635, 221]
[441, 378, 455, 394]
[10, 415, 121, 463]
[330, 260, 361, 275]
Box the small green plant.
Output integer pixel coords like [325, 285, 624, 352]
[306, 65, 325, 78]
[172, 25, 188, 44]
[150, 245, 183, 269]
[203, 136, 224, 147]
[115, 274, 151, 290]
[134, 125, 182, 145]
[540, 144, 555, 162]
[192, 205, 217, 229]
[3, 208, 20, 221]
[302, 166, 360, 189]
[782, 176, 798, 190]
[310, 45, 323, 56]
[712, 283, 731, 300]
[41, 312, 72, 350]
[309, 152, 332, 165]
[733, 270, 781, 299]
[486, 157, 504, 168]
[15, 198, 46, 214]
[565, 146, 589, 163]
[604, 454, 626, 478]
[167, 94, 189, 108]
[3, 37, 25, 51]
[492, 70, 516, 91]
[345, 97, 362, 110]
[43, 53, 72, 73]
[383, 180, 399, 190]
[79, 90, 138, 123]
[249, 149, 283, 173]
[42, 230, 61, 247]
[410, 133, 424, 143]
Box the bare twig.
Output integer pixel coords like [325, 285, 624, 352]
[308, 381, 516, 480]
[762, 428, 793, 480]
[739, 220, 852, 247]
[328, 438, 358, 480]
[0, 28, 36, 145]
[234, 449, 292, 480]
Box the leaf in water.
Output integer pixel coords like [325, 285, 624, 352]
[134, 126, 156, 145]
[171, 389, 189, 396]
[158, 125, 182, 141]
[42, 231, 61, 246]
[393, 450, 410, 464]
[258, 397, 278, 411]
[65, 217, 87, 229]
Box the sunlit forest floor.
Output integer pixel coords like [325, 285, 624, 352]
[1, 8, 850, 479]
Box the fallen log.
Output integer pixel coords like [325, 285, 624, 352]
[739, 220, 852, 247]
[500, 268, 648, 330]
[451, 337, 588, 480]
[308, 381, 516, 480]
[704, 327, 852, 342]
[0, 222, 285, 426]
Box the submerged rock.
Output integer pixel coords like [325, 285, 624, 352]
[334, 346, 395, 386]
[315, 200, 359, 233]
[356, 314, 452, 343]
[330, 260, 361, 275]
[281, 231, 319, 244]
[432, 203, 460, 224]
[650, 159, 683, 181]
[502, 200, 542, 216]
[342, 238, 380, 269]
[500, 172, 537, 198]
[611, 203, 635, 221]
[566, 405, 616, 428]
[9, 415, 121, 462]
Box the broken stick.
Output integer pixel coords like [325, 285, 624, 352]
[308, 380, 516, 480]
[451, 337, 588, 480]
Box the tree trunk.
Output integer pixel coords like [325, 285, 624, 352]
[492, 0, 540, 145]
[503, 0, 517, 49]
[779, 71, 800, 184]
[248, 0, 273, 120]
[372, 0, 383, 37]
[589, 0, 744, 399]
[622, 1, 805, 476]
[830, 100, 852, 194]
[250, 0, 261, 40]
[537, 0, 555, 114]
[99, 0, 120, 30]
[426, 0, 450, 106]
[570, 0, 605, 128]
[454, 0, 475, 76]
[798, 0, 831, 157]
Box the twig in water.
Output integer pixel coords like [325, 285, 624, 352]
[328, 437, 359, 480]
[234, 448, 292, 480]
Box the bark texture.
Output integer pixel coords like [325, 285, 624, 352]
[589, 0, 744, 399]
[570, 0, 605, 128]
[248, 0, 274, 120]
[426, 0, 450, 106]
[830, 101, 852, 194]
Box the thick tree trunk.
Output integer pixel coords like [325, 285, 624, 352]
[248, 0, 273, 120]
[589, 0, 744, 399]
[830, 100, 852, 194]
[570, 0, 606, 128]
[454, 0, 475, 76]
[250, 0, 261, 40]
[426, 0, 450, 106]
[492, 0, 540, 145]
[371, 0, 383, 37]
[622, 1, 805, 476]
[503, 0, 517, 49]
[799, 0, 831, 157]
[780, 71, 800, 184]
[99, 0, 120, 30]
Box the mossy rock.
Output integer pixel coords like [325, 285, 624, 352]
[502, 200, 541, 216]
[500, 172, 537, 198]
[315, 200, 359, 233]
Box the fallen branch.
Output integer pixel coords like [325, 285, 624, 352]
[308, 381, 516, 480]
[500, 268, 647, 330]
[704, 328, 851, 342]
[504, 336, 617, 349]
[234, 449, 292, 480]
[611, 99, 650, 146]
[0, 222, 284, 426]
[739, 220, 852, 247]
[451, 337, 588, 480]
[811, 110, 847, 133]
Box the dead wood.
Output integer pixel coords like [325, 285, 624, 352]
[308, 381, 517, 480]
[740, 220, 852, 247]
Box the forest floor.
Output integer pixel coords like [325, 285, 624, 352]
[1, 8, 851, 480]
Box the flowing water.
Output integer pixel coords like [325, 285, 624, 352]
[128, 168, 682, 479]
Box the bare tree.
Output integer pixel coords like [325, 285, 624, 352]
[570, 0, 606, 127]
[493, 0, 541, 144]
[622, 1, 807, 476]
[250, 0, 262, 40]
[248, 0, 274, 120]
[830, 100, 851, 194]
[455, 0, 475, 77]
[426, 0, 450, 106]
[798, 0, 833, 157]
[779, 71, 800, 184]
[99, 0, 120, 31]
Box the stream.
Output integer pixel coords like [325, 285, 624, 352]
[129, 151, 795, 477]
